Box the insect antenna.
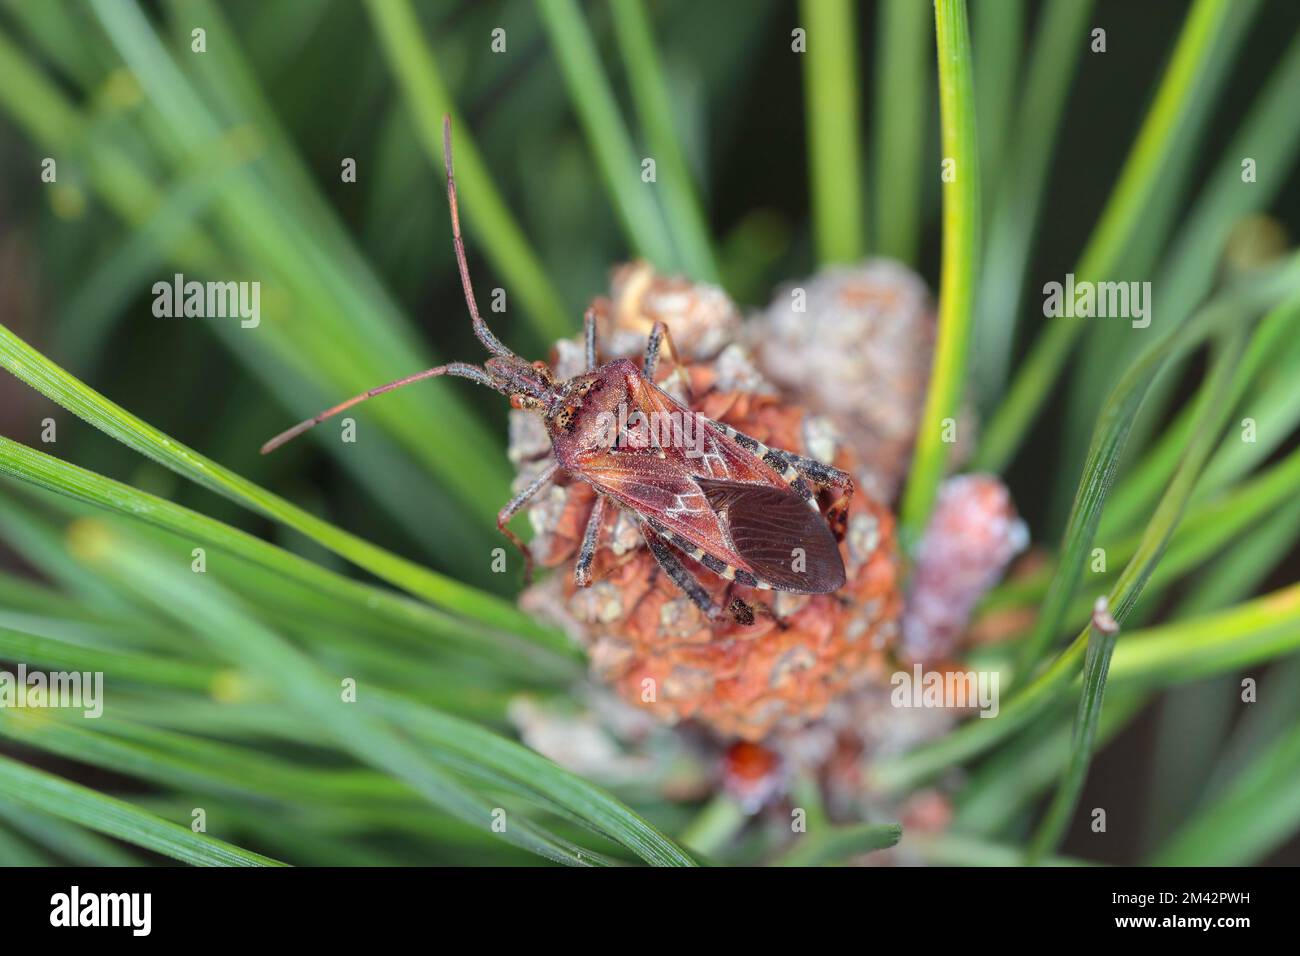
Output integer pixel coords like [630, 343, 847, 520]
[260, 362, 504, 455]
[261, 117, 534, 456]
[442, 115, 517, 361]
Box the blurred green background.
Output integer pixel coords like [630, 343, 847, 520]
[0, 0, 1298, 866]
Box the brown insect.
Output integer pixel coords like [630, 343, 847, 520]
[262, 117, 853, 624]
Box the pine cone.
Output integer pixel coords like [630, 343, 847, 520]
[508, 262, 1033, 850]
[516, 263, 904, 741]
[748, 261, 972, 501]
[902, 474, 1029, 663]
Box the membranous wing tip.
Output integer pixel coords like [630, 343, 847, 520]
[695, 477, 846, 594]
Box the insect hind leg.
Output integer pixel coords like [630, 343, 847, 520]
[783, 451, 855, 539]
[638, 520, 754, 626]
[700, 415, 855, 539]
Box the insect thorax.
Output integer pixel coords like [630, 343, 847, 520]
[544, 360, 641, 460]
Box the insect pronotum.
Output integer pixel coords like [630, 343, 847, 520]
[262, 117, 854, 625]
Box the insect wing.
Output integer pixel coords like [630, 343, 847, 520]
[632, 378, 782, 484]
[577, 376, 844, 593]
[578, 451, 744, 559]
[695, 477, 846, 593]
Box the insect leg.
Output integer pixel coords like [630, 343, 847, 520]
[779, 450, 855, 538]
[720, 582, 786, 629]
[497, 461, 560, 583]
[584, 307, 599, 372]
[771, 449, 854, 490]
[642, 320, 693, 400]
[574, 493, 608, 588]
[638, 521, 754, 625]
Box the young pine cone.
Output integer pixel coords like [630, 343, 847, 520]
[902, 474, 1029, 664]
[515, 263, 904, 741]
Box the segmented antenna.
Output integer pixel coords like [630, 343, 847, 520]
[259, 363, 500, 455]
[442, 115, 514, 360]
[259, 117, 524, 455]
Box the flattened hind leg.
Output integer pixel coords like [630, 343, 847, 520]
[699, 415, 854, 539]
[638, 520, 754, 626]
[778, 449, 855, 539]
